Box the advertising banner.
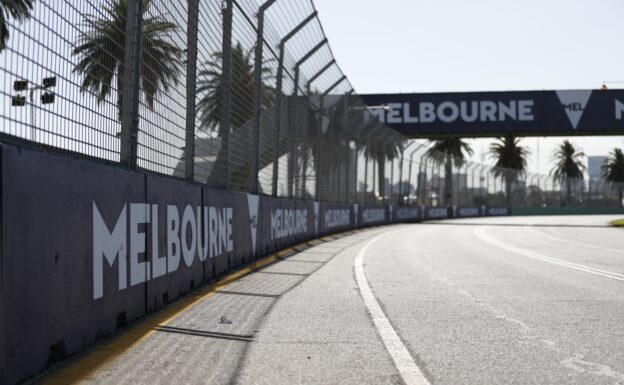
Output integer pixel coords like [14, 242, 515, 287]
[393, 206, 422, 222]
[358, 205, 388, 227]
[319, 203, 353, 235]
[486, 207, 511, 216]
[1, 145, 147, 384]
[361, 89, 624, 137]
[424, 206, 451, 219]
[146, 175, 204, 311]
[455, 206, 482, 218]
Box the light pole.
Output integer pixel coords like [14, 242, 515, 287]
[347, 105, 389, 204]
[406, 142, 426, 204]
[11, 77, 57, 142]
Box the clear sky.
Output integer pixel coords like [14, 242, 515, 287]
[313, 0, 624, 174]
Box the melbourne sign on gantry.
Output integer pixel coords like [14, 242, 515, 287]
[359, 89, 624, 138]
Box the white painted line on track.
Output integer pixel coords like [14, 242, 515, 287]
[475, 226, 624, 282]
[525, 225, 624, 255]
[354, 230, 431, 385]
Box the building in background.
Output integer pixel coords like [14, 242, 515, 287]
[588, 156, 607, 200]
[588, 156, 606, 181]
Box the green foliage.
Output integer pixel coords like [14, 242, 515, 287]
[489, 135, 530, 202]
[550, 140, 586, 182]
[601, 148, 624, 184]
[425, 138, 473, 166]
[489, 135, 530, 174]
[72, 0, 182, 118]
[360, 134, 404, 160]
[602, 148, 624, 208]
[196, 42, 274, 136]
[424, 138, 473, 204]
[0, 0, 34, 51]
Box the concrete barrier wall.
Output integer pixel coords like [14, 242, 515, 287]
[1, 145, 148, 384]
[0, 144, 510, 384]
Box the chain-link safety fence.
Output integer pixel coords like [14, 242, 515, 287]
[390, 144, 624, 209]
[1, 0, 622, 209]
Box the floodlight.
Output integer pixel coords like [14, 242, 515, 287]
[41, 92, 55, 104]
[43, 77, 57, 89]
[12, 95, 26, 106]
[13, 80, 28, 91]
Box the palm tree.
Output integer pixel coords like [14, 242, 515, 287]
[360, 134, 404, 202]
[489, 135, 530, 206]
[72, 0, 182, 119]
[425, 138, 473, 205]
[601, 148, 624, 207]
[195, 42, 274, 189]
[317, 104, 355, 201]
[196, 42, 274, 135]
[0, 0, 34, 52]
[551, 140, 586, 206]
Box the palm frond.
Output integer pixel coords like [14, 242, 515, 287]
[196, 41, 275, 135]
[601, 148, 624, 184]
[550, 140, 586, 182]
[425, 138, 473, 166]
[71, 0, 182, 117]
[1, 0, 35, 51]
[489, 135, 530, 180]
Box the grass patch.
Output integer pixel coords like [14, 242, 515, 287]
[611, 219, 624, 227]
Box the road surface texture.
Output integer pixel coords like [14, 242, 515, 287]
[43, 215, 624, 385]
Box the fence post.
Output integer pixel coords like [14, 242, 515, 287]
[301, 59, 335, 200]
[251, 0, 277, 194]
[418, 158, 426, 205]
[184, 0, 199, 180]
[364, 150, 369, 204]
[398, 146, 404, 204]
[389, 155, 394, 204]
[405, 142, 424, 203]
[373, 154, 377, 203]
[314, 75, 346, 201]
[272, 11, 318, 197]
[220, 0, 233, 189]
[407, 153, 414, 203]
[486, 168, 491, 206]
[120, 0, 144, 170]
[288, 39, 327, 198]
[352, 143, 359, 203]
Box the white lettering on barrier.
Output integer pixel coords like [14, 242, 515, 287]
[130, 203, 150, 286]
[324, 209, 351, 229]
[427, 208, 448, 218]
[93, 202, 234, 299]
[167, 205, 180, 273]
[488, 207, 509, 216]
[270, 209, 308, 240]
[362, 208, 386, 224]
[181, 205, 197, 268]
[93, 203, 127, 300]
[396, 207, 419, 220]
[457, 207, 479, 217]
[151, 205, 167, 278]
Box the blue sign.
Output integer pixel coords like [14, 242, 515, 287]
[360, 89, 624, 137]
